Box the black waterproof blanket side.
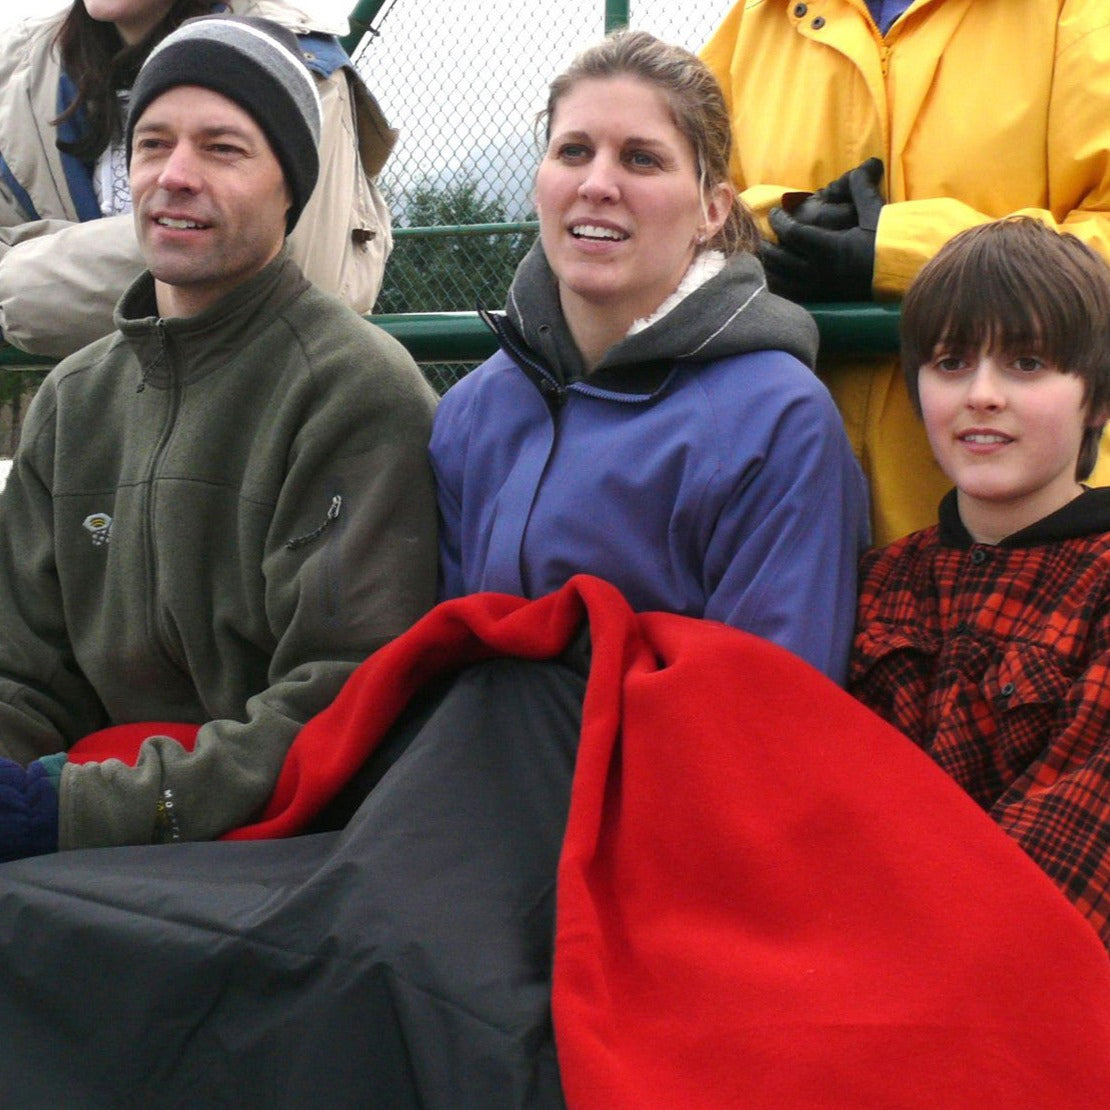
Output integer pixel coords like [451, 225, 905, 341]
[0, 658, 581, 1109]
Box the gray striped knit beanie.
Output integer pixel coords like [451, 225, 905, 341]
[126, 15, 323, 232]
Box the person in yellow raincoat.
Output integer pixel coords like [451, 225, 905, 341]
[701, 0, 1110, 545]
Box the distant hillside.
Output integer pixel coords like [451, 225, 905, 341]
[383, 129, 538, 225]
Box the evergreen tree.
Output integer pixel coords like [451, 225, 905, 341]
[377, 176, 534, 314]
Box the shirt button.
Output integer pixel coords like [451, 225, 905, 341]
[970, 549, 988, 565]
[1000, 682, 1016, 697]
[812, 16, 826, 28]
[793, 3, 807, 15]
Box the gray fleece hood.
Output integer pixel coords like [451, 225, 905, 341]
[498, 240, 819, 388]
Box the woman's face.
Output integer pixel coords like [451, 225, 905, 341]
[535, 75, 730, 333]
[82, 0, 175, 45]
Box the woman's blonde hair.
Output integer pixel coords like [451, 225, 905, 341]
[537, 29, 758, 257]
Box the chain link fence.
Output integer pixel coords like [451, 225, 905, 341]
[354, 0, 725, 390]
[0, 1, 728, 440]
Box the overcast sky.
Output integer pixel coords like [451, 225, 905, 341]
[3, 2, 350, 31]
[3, 2, 727, 42]
[1, 1, 62, 24]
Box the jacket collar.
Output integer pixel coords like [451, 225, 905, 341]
[938, 486, 1110, 550]
[112, 248, 308, 390]
[492, 240, 818, 393]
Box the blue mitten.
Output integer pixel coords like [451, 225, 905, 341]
[0, 756, 61, 862]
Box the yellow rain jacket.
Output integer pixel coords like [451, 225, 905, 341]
[702, 0, 1110, 543]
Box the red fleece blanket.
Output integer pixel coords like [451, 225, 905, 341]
[71, 575, 1110, 1105]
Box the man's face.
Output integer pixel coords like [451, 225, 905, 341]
[130, 85, 292, 319]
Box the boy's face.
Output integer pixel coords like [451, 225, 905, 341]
[918, 345, 1095, 543]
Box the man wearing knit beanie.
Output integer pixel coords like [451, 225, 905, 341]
[127, 15, 323, 235]
[125, 15, 322, 314]
[0, 15, 439, 857]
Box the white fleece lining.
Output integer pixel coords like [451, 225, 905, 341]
[626, 251, 728, 336]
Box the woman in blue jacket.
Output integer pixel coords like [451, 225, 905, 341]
[430, 29, 869, 683]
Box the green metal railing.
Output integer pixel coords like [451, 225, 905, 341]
[0, 304, 900, 370]
[373, 303, 901, 364]
[0, 303, 902, 443]
[392, 221, 538, 243]
[339, 0, 390, 56]
[343, 0, 629, 55]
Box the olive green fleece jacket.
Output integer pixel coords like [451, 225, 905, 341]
[0, 250, 439, 849]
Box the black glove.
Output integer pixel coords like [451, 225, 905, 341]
[762, 158, 885, 302]
[778, 179, 856, 231]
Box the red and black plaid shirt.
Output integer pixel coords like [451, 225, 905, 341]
[851, 488, 1110, 948]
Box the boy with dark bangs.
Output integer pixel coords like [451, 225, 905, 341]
[850, 217, 1110, 948]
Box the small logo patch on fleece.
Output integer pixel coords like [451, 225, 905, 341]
[82, 512, 113, 547]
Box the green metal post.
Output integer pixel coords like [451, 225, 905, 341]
[604, 1, 630, 33]
[341, 0, 389, 56]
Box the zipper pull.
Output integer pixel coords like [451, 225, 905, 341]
[539, 376, 567, 409]
[138, 319, 169, 394]
[286, 494, 343, 550]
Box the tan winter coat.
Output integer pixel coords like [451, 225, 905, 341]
[0, 0, 396, 357]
